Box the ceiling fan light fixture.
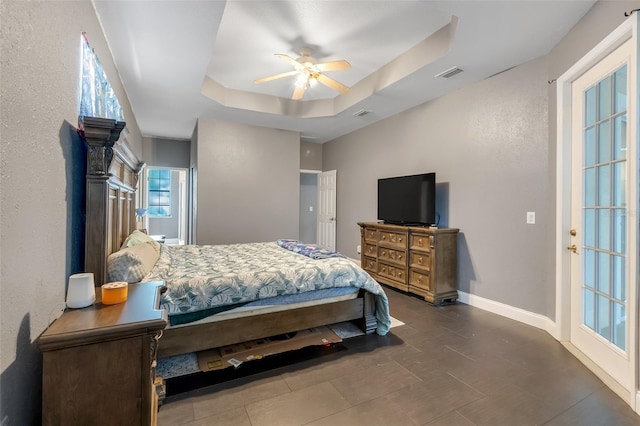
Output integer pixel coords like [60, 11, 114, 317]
[295, 74, 309, 89]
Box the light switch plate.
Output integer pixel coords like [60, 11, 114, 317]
[527, 212, 536, 224]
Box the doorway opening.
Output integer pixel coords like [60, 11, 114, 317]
[143, 167, 189, 246]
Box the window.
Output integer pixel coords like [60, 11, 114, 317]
[148, 169, 171, 217]
[79, 33, 123, 120]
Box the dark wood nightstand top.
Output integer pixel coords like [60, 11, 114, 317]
[38, 281, 167, 351]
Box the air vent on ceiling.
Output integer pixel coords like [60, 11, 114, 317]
[434, 66, 464, 79]
[353, 109, 371, 117]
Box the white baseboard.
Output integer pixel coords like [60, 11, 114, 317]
[457, 291, 556, 336]
[348, 257, 361, 267]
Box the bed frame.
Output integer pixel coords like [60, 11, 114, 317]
[80, 117, 377, 359]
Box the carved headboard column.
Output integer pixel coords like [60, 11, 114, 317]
[79, 116, 144, 286]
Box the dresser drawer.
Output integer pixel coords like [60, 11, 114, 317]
[378, 231, 407, 249]
[364, 228, 377, 242]
[378, 246, 406, 266]
[409, 251, 431, 270]
[378, 263, 406, 283]
[362, 256, 377, 273]
[364, 242, 377, 257]
[409, 269, 431, 291]
[410, 234, 433, 252]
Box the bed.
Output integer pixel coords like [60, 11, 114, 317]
[80, 116, 389, 360]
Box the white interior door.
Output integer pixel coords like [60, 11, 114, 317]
[569, 38, 637, 399]
[317, 170, 337, 250]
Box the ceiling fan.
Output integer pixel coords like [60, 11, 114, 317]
[254, 47, 351, 100]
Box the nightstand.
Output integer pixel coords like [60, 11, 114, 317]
[38, 281, 167, 426]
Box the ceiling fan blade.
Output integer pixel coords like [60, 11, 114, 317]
[254, 70, 298, 84]
[315, 60, 351, 72]
[316, 74, 350, 94]
[292, 86, 305, 100]
[275, 53, 303, 68]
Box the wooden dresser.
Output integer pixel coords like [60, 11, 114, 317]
[38, 281, 167, 426]
[358, 222, 459, 304]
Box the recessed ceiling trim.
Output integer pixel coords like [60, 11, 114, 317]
[200, 16, 459, 119]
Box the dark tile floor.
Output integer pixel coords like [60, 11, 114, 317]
[157, 288, 640, 425]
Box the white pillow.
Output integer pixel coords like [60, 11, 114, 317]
[107, 241, 160, 283]
[121, 229, 156, 249]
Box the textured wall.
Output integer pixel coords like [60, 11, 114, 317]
[142, 136, 191, 169]
[322, 1, 636, 319]
[0, 2, 142, 423]
[195, 119, 300, 244]
[300, 140, 323, 170]
[323, 56, 550, 315]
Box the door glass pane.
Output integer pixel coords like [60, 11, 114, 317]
[585, 86, 596, 126]
[597, 251, 610, 294]
[613, 302, 626, 350]
[584, 249, 595, 288]
[585, 127, 596, 166]
[598, 121, 611, 163]
[613, 162, 626, 206]
[584, 209, 595, 247]
[597, 294, 611, 340]
[598, 76, 612, 120]
[597, 165, 610, 206]
[612, 255, 625, 301]
[584, 288, 595, 330]
[614, 114, 627, 160]
[584, 167, 595, 206]
[612, 209, 625, 254]
[597, 209, 610, 250]
[614, 66, 627, 114]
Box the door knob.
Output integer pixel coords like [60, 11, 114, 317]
[567, 244, 578, 254]
[569, 229, 577, 236]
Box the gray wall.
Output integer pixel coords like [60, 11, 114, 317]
[142, 136, 191, 169]
[195, 119, 300, 244]
[0, 2, 143, 423]
[323, 1, 634, 319]
[299, 173, 318, 244]
[300, 140, 323, 170]
[324, 56, 550, 315]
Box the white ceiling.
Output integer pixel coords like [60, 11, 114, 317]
[94, 0, 596, 143]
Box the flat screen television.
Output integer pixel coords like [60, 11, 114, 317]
[378, 172, 436, 226]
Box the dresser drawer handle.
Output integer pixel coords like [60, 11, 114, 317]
[418, 257, 422, 264]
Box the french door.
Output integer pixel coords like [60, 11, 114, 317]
[569, 37, 637, 398]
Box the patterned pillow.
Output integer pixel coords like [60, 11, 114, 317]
[107, 241, 160, 283]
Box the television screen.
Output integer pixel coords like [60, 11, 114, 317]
[378, 173, 436, 225]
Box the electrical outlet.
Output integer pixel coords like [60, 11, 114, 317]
[356, 244, 361, 254]
[526, 212, 536, 224]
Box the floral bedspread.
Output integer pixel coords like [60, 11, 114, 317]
[143, 241, 390, 334]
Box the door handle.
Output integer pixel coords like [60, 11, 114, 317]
[567, 244, 578, 254]
[330, 217, 336, 221]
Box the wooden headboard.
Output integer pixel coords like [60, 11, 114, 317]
[78, 116, 144, 286]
